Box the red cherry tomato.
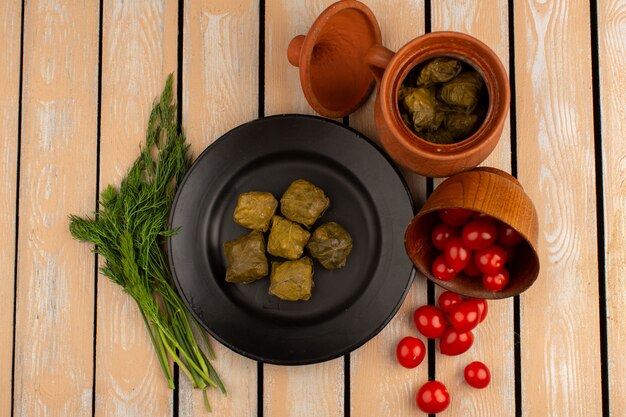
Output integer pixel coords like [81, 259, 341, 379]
[503, 244, 517, 263]
[462, 257, 482, 277]
[432, 255, 457, 281]
[449, 301, 481, 332]
[462, 220, 498, 250]
[444, 237, 472, 272]
[474, 245, 507, 274]
[464, 361, 491, 389]
[438, 291, 463, 313]
[473, 212, 494, 220]
[416, 380, 450, 414]
[431, 223, 458, 251]
[439, 208, 475, 227]
[440, 328, 474, 356]
[396, 336, 426, 369]
[466, 297, 488, 323]
[414, 305, 448, 339]
[497, 222, 524, 246]
[482, 267, 510, 292]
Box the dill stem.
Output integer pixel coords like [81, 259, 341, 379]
[139, 308, 174, 388]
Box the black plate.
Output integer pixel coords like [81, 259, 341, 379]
[168, 115, 414, 365]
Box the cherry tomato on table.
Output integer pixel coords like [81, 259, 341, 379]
[462, 219, 498, 250]
[414, 305, 448, 339]
[440, 327, 474, 356]
[449, 301, 481, 332]
[431, 223, 458, 251]
[474, 244, 507, 274]
[416, 380, 450, 414]
[464, 361, 491, 389]
[482, 268, 510, 292]
[438, 291, 463, 313]
[439, 208, 475, 227]
[432, 254, 457, 281]
[396, 336, 426, 369]
[444, 237, 472, 271]
[466, 297, 489, 323]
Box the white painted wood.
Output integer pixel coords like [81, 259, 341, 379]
[431, 1, 516, 415]
[598, 1, 626, 416]
[12, 0, 99, 415]
[0, 1, 22, 414]
[179, 0, 260, 415]
[95, 2, 178, 415]
[514, 0, 602, 415]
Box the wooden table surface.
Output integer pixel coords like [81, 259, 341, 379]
[1, 0, 624, 416]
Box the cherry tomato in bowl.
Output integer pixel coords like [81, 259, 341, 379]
[462, 219, 498, 250]
[439, 208, 475, 227]
[431, 223, 458, 251]
[497, 222, 524, 246]
[482, 268, 510, 292]
[416, 380, 450, 414]
[474, 245, 507, 274]
[432, 255, 457, 281]
[444, 237, 472, 272]
[396, 336, 426, 369]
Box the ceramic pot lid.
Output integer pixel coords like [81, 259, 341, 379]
[287, 0, 382, 118]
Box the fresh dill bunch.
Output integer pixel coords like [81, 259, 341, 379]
[69, 74, 225, 411]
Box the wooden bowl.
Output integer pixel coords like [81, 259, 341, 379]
[404, 168, 540, 299]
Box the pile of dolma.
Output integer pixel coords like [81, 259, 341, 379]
[223, 179, 353, 301]
[398, 57, 488, 144]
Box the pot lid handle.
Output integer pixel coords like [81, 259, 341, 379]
[287, 0, 382, 118]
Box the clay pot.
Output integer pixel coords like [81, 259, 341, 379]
[404, 168, 540, 299]
[288, 1, 510, 177]
[366, 33, 510, 177]
[287, 0, 381, 119]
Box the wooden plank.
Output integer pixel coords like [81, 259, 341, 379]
[348, 1, 428, 416]
[598, 1, 626, 416]
[514, 0, 602, 415]
[95, 1, 178, 416]
[179, 0, 259, 415]
[263, 1, 344, 416]
[430, 1, 515, 415]
[0, 1, 21, 415]
[12, 0, 99, 416]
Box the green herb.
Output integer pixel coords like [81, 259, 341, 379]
[69, 74, 225, 411]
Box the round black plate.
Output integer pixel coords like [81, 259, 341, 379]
[168, 115, 414, 365]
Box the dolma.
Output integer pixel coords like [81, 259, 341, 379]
[445, 112, 480, 140]
[268, 257, 315, 301]
[267, 215, 311, 260]
[438, 72, 484, 112]
[280, 179, 330, 228]
[224, 230, 268, 284]
[307, 222, 353, 269]
[399, 86, 445, 133]
[233, 191, 278, 232]
[417, 58, 462, 85]
[420, 129, 456, 145]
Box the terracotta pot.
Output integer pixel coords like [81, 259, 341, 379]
[366, 33, 510, 177]
[404, 168, 540, 299]
[288, 1, 510, 177]
[287, 0, 381, 119]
